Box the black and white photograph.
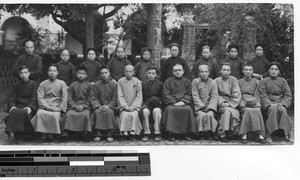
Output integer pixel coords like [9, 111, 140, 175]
[0, 1, 298, 179]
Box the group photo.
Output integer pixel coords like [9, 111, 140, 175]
[0, 3, 294, 146]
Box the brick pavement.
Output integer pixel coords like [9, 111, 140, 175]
[0, 112, 294, 146]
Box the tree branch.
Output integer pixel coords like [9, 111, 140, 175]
[51, 13, 85, 45]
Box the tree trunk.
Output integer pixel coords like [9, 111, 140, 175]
[147, 4, 162, 67]
[86, 4, 94, 52]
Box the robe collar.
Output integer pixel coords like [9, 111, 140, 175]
[101, 78, 110, 84]
[270, 76, 277, 80]
[244, 76, 252, 81]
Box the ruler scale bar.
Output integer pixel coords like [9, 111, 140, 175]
[0, 150, 151, 177]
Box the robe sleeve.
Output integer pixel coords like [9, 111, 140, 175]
[216, 78, 228, 106]
[28, 82, 38, 110]
[82, 83, 92, 109]
[90, 84, 101, 110]
[95, 64, 102, 82]
[213, 59, 221, 78]
[29, 56, 42, 80]
[70, 64, 76, 84]
[163, 79, 177, 105]
[253, 79, 261, 107]
[7, 85, 17, 111]
[191, 61, 199, 80]
[131, 80, 143, 109]
[182, 61, 192, 81]
[191, 79, 205, 111]
[227, 77, 241, 108]
[107, 82, 118, 109]
[160, 60, 168, 82]
[281, 79, 292, 108]
[262, 59, 270, 77]
[180, 79, 192, 105]
[207, 80, 218, 111]
[117, 80, 129, 110]
[67, 84, 77, 109]
[238, 80, 246, 108]
[58, 81, 68, 113]
[134, 62, 140, 78]
[259, 79, 272, 110]
[37, 82, 49, 109]
[14, 57, 22, 78]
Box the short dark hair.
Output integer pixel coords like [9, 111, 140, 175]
[269, 62, 281, 70]
[77, 65, 87, 72]
[86, 48, 97, 56]
[221, 62, 231, 68]
[48, 63, 58, 71]
[254, 44, 264, 51]
[116, 46, 125, 51]
[99, 65, 110, 72]
[60, 49, 70, 55]
[146, 66, 159, 73]
[19, 65, 30, 72]
[243, 62, 253, 69]
[23, 39, 34, 46]
[227, 44, 239, 53]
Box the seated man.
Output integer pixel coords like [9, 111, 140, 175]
[141, 66, 163, 142]
[5, 65, 38, 144]
[117, 65, 143, 141]
[215, 62, 241, 142]
[259, 62, 293, 142]
[162, 64, 196, 141]
[238, 63, 267, 144]
[191, 65, 218, 140]
[60, 66, 93, 142]
[90, 66, 118, 142]
[31, 64, 68, 142]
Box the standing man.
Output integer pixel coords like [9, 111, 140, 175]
[14, 39, 42, 84]
[162, 64, 196, 141]
[238, 63, 267, 144]
[161, 43, 191, 82]
[191, 45, 219, 80]
[191, 65, 218, 140]
[215, 62, 241, 142]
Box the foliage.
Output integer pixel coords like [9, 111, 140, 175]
[3, 4, 126, 52]
[14, 25, 43, 54]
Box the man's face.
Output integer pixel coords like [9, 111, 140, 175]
[25, 41, 35, 55]
[117, 47, 125, 59]
[87, 50, 96, 61]
[199, 67, 210, 80]
[220, 65, 231, 78]
[100, 68, 110, 81]
[124, 67, 134, 80]
[269, 65, 280, 77]
[19, 69, 30, 81]
[142, 51, 151, 61]
[173, 65, 184, 78]
[76, 70, 87, 81]
[255, 46, 264, 57]
[61, 50, 70, 63]
[243, 66, 253, 78]
[147, 69, 157, 81]
[202, 49, 211, 59]
[48, 66, 58, 80]
[229, 48, 238, 58]
[170, 46, 179, 57]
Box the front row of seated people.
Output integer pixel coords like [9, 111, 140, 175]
[5, 60, 292, 144]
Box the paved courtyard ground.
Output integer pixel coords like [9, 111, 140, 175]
[0, 111, 294, 146]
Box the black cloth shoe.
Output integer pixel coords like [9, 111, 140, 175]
[259, 138, 267, 144]
[219, 136, 229, 142]
[169, 136, 175, 141]
[241, 139, 248, 144]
